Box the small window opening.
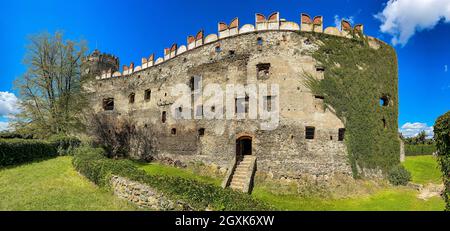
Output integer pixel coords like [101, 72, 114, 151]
[102, 98, 114, 111]
[338, 128, 345, 141]
[256, 63, 271, 79]
[171, 128, 176, 135]
[264, 96, 274, 111]
[228, 50, 235, 56]
[215, 44, 222, 53]
[304, 38, 311, 45]
[129, 93, 135, 104]
[291, 135, 294, 139]
[382, 118, 386, 129]
[257, 37, 263, 45]
[144, 89, 151, 101]
[198, 128, 205, 137]
[161, 111, 167, 123]
[305, 126, 315, 140]
[144, 124, 148, 128]
[196, 105, 203, 116]
[164, 92, 167, 97]
[380, 96, 389, 106]
[211, 106, 215, 112]
[330, 136, 333, 140]
[316, 66, 325, 72]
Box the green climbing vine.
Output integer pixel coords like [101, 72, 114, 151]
[302, 32, 400, 177]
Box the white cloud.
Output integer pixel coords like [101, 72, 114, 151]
[0, 91, 21, 118]
[375, 0, 450, 46]
[334, 15, 355, 30]
[399, 122, 434, 138]
[0, 121, 9, 131]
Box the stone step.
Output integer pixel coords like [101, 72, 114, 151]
[230, 182, 245, 187]
[232, 172, 248, 178]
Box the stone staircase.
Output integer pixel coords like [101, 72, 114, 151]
[223, 155, 257, 193]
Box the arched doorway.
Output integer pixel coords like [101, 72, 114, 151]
[236, 136, 252, 161]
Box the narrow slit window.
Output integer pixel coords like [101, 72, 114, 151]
[338, 128, 345, 141]
[161, 111, 167, 123]
[129, 93, 135, 104]
[316, 66, 325, 73]
[305, 126, 315, 140]
[144, 89, 151, 101]
[264, 96, 274, 111]
[171, 128, 176, 135]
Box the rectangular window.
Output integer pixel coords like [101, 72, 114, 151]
[144, 89, 151, 101]
[305, 126, 315, 140]
[196, 105, 203, 117]
[161, 111, 167, 123]
[316, 66, 325, 72]
[102, 98, 114, 111]
[338, 128, 345, 141]
[129, 93, 135, 104]
[256, 63, 271, 79]
[264, 96, 273, 111]
[198, 128, 205, 137]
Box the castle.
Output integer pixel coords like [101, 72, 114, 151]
[83, 12, 398, 192]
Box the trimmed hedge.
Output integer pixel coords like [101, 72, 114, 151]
[0, 139, 57, 167]
[405, 144, 436, 156]
[434, 111, 450, 211]
[72, 146, 271, 211]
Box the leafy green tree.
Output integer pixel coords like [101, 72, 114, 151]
[13, 32, 88, 138]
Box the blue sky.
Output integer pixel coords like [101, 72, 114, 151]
[0, 0, 449, 137]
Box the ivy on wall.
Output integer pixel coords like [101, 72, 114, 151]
[302, 32, 400, 177]
[434, 111, 450, 211]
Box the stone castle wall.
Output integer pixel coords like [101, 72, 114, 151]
[84, 12, 387, 180]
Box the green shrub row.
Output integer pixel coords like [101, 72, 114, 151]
[405, 144, 436, 156]
[0, 136, 81, 167]
[72, 146, 271, 211]
[0, 139, 57, 167]
[434, 111, 450, 211]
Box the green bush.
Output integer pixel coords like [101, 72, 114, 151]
[48, 134, 81, 155]
[388, 165, 411, 186]
[434, 111, 450, 211]
[72, 146, 271, 211]
[0, 139, 57, 167]
[405, 144, 436, 156]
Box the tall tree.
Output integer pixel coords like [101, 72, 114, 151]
[13, 32, 88, 137]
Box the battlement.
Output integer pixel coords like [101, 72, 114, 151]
[95, 12, 381, 80]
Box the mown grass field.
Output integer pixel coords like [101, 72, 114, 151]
[403, 155, 442, 184]
[0, 156, 138, 211]
[0, 155, 445, 211]
[137, 157, 445, 211]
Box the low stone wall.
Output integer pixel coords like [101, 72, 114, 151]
[110, 175, 194, 210]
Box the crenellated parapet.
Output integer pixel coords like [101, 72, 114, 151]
[94, 11, 381, 80]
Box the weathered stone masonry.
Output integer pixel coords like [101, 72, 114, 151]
[83, 12, 391, 181]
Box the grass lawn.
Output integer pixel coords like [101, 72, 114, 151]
[136, 162, 222, 186]
[137, 159, 445, 211]
[402, 155, 442, 184]
[252, 187, 444, 211]
[0, 156, 138, 211]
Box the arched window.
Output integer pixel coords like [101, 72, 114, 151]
[129, 93, 135, 104]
